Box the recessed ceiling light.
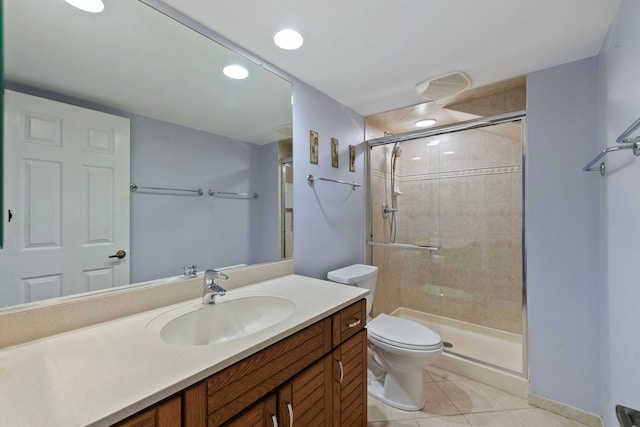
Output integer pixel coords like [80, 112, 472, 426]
[274, 29, 304, 50]
[223, 65, 249, 80]
[415, 119, 437, 128]
[64, 0, 105, 13]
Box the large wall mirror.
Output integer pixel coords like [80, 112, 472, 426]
[0, 0, 293, 310]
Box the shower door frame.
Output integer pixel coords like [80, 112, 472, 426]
[364, 110, 529, 379]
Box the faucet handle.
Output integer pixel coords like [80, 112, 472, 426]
[204, 269, 229, 285]
[183, 264, 197, 277]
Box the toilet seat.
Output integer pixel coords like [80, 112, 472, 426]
[367, 314, 442, 351]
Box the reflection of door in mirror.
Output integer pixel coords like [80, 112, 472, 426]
[279, 140, 293, 259]
[0, 90, 130, 306]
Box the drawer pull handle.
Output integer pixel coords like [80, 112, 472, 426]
[271, 415, 279, 427]
[287, 402, 294, 427]
[338, 360, 344, 383]
[347, 319, 361, 328]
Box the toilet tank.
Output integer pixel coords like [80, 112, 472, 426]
[327, 264, 378, 314]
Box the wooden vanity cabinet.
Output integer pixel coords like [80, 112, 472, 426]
[332, 329, 367, 426]
[113, 395, 181, 427]
[222, 394, 277, 427]
[113, 299, 366, 427]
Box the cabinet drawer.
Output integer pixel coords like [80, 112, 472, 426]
[332, 299, 366, 347]
[206, 318, 332, 426]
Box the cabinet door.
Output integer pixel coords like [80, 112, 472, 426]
[278, 355, 333, 427]
[113, 395, 181, 427]
[332, 329, 367, 426]
[223, 394, 278, 427]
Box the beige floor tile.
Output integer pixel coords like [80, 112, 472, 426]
[509, 408, 590, 427]
[481, 383, 531, 410]
[369, 396, 424, 423]
[368, 420, 420, 427]
[436, 380, 505, 414]
[423, 369, 435, 383]
[425, 366, 469, 382]
[422, 381, 462, 417]
[415, 415, 472, 426]
[369, 368, 588, 427]
[463, 411, 525, 426]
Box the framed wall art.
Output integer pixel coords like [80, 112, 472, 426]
[331, 137, 339, 168]
[349, 145, 356, 172]
[309, 130, 318, 164]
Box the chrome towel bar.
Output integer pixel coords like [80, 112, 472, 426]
[208, 190, 258, 199]
[584, 116, 640, 176]
[616, 116, 640, 143]
[368, 241, 440, 251]
[583, 143, 640, 176]
[130, 183, 203, 195]
[307, 174, 361, 190]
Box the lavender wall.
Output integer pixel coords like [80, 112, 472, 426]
[599, 0, 640, 424]
[292, 82, 366, 279]
[526, 57, 603, 416]
[130, 116, 278, 282]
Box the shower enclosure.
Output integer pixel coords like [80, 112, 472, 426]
[367, 113, 526, 376]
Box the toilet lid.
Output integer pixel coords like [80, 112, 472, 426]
[367, 314, 442, 351]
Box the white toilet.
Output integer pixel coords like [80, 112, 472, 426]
[327, 264, 443, 411]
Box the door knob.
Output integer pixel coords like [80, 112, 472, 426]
[108, 250, 127, 259]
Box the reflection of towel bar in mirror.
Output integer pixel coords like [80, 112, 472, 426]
[130, 183, 203, 196]
[307, 174, 361, 190]
[208, 190, 259, 199]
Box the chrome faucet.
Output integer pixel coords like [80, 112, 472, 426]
[203, 269, 228, 304]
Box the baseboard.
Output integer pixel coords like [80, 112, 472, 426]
[528, 393, 604, 427]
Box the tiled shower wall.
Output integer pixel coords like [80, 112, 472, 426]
[370, 122, 523, 334]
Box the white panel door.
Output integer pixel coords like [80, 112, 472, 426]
[1, 90, 130, 306]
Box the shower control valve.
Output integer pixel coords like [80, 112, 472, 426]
[381, 202, 398, 218]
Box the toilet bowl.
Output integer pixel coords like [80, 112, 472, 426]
[327, 264, 443, 411]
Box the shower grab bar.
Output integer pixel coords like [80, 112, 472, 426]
[582, 143, 640, 176]
[307, 174, 361, 190]
[616, 116, 640, 143]
[208, 190, 259, 199]
[368, 241, 440, 251]
[130, 183, 203, 196]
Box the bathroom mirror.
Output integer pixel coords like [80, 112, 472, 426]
[0, 0, 293, 309]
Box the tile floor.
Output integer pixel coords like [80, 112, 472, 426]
[367, 367, 590, 427]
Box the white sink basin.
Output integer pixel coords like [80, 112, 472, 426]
[151, 293, 295, 346]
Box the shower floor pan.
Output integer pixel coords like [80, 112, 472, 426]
[391, 307, 527, 397]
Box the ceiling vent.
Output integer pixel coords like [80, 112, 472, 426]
[415, 71, 471, 102]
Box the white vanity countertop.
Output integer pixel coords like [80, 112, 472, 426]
[0, 274, 368, 426]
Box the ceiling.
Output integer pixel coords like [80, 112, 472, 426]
[160, 0, 620, 117]
[5, 0, 292, 145]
